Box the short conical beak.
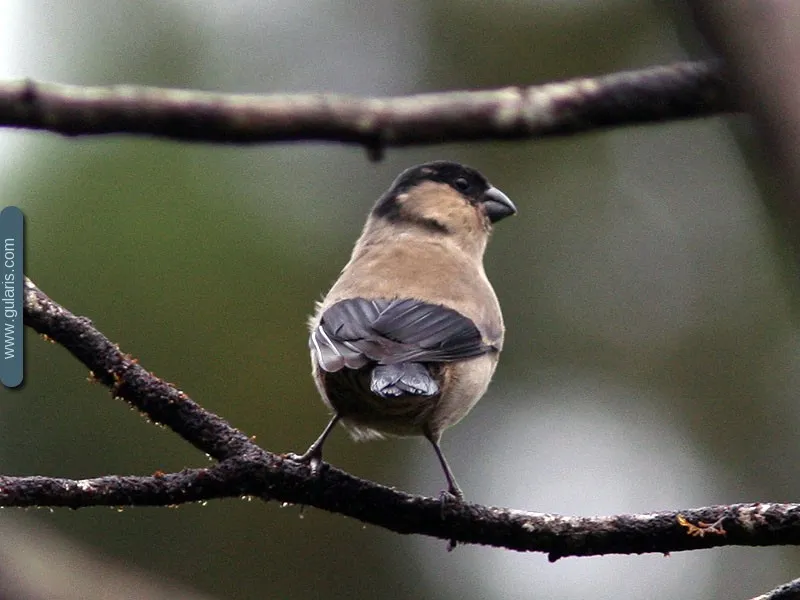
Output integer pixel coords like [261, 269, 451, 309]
[482, 187, 517, 223]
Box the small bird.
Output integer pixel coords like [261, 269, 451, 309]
[291, 160, 515, 499]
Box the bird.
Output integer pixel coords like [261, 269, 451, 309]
[290, 160, 516, 500]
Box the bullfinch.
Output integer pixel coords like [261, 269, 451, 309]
[291, 160, 515, 499]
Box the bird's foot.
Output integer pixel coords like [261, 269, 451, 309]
[439, 484, 464, 505]
[438, 488, 464, 552]
[285, 448, 324, 476]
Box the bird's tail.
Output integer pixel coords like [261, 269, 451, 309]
[370, 363, 439, 398]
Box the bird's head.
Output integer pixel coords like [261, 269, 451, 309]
[368, 161, 516, 258]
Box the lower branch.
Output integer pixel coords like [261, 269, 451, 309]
[23, 278, 259, 462]
[17, 278, 800, 561]
[1, 458, 799, 560]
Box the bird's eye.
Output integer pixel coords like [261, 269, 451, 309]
[454, 177, 470, 192]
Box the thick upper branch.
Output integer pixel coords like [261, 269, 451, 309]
[0, 61, 731, 151]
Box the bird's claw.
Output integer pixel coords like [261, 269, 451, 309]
[285, 451, 324, 476]
[438, 488, 464, 520]
[440, 488, 463, 502]
[438, 489, 464, 551]
[439, 487, 464, 506]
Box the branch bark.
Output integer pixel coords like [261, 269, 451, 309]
[749, 577, 800, 600]
[0, 60, 730, 156]
[17, 277, 800, 563]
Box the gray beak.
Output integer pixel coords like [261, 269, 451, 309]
[482, 187, 517, 223]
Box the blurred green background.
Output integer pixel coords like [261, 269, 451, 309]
[1, 1, 798, 599]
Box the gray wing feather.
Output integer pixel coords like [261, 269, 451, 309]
[311, 298, 491, 373]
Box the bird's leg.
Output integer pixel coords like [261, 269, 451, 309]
[287, 414, 341, 475]
[424, 428, 464, 501]
[424, 428, 463, 551]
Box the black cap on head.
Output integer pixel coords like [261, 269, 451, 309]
[373, 161, 516, 223]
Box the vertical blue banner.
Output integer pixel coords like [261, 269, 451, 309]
[0, 206, 23, 388]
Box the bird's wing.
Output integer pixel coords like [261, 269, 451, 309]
[311, 298, 494, 372]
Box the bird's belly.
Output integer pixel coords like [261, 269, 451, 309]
[320, 366, 439, 439]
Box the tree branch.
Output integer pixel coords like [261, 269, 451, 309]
[1, 60, 730, 155]
[23, 278, 258, 461]
[687, 1, 800, 258]
[2, 458, 800, 561]
[17, 277, 800, 563]
[749, 577, 800, 600]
